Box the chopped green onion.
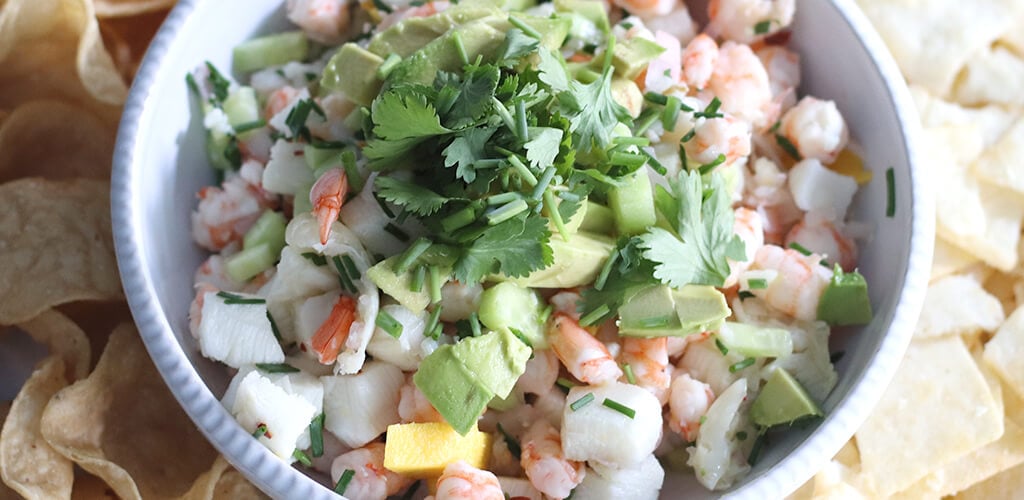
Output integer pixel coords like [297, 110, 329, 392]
[376, 53, 402, 80]
[570, 393, 595, 411]
[252, 423, 268, 438]
[539, 304, 554, 325]
[487, 199, 529, 225]
[736, 430, 748, 441]
[309, 413, 325, 457]
[602, 398, 636, 419]
[469, 312, 482, 337]
[340, 150, 364, 192]
[233, 119, 266, 134]
[748, 433, 766, 465]
[609, 151, 648, 169]
[699, 415, 707, 425]
[267, 311, 282, 342]
[556, 377, 576, 393]
[487, 192, 522, 206]
[374, 193, 396, 218]
[531, 168, 557, 201]
[635, 107, 660, 135]
[788, 242, 812, 256]
[594, 249, 619, 291]
[509, 327, 532, 348]
[697, 153, 727, 175]
[643, 91, 668, 105]
[496, 423, 522, 460]
[747, 278, 768, 290]
[639, 149, 667, 176]
[515, 100, 528, 141]
[729, 357, 756, 373]
[341, 255, 360, 280]
[738, 290, 756, 300]
[376, 310, 404, 338]
[579, 304, 609, 327]
[695, 96, 723, 119]
[613, 136, 651, 147]
[334, 469, 355, 495]
[428, 266, 444, 305]
[715, 337, 729, 355]
[544, 189, 570, 242]
[681, 128, 696, 143]
[508, 155, 538, 187]
[216, 291, 266, 305]
[508, 15, 542, 39]
[425, 306, 443, 338]
[371, 0, 393, 13]
[623, 363, 636, 384]
[886, 167, 896, 217]
[333, 256, 357, 294]
[441, 205, 479, 233]
[754, 20, 772, 34]
[775, 134, 802, 161]
[661, 96, 682, 131]
[301, 252, 327, 266]
[384, 222, 410, 242]
[255, 363, 299, 373]
[451, 31, 469, 66]
[490, 96, 517, 133]
[393, 237, 432, 274]
[409, 265, 426, 293]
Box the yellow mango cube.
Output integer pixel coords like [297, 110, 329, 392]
[383, 422, 492, 478]
[827, 148, 873, 185]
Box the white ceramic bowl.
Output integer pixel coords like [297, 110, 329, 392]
[112, 1, 932, 498]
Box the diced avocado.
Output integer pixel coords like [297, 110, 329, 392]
[505, 231, 614, 288]
[516, 15, 572, 51]
[550, 196, 587, 236]
[367, 5, 502, 58]
[225, 243, 276, 282]
[383, 422, 492, 477]
[386, 22, 507, 86]
[413, 345, 495, 435]
[320, 43, 384, 106]
[672, 285, 730, 335]
[451, 330, 531, 399]
[715, 322, 793, 358]
[501, 0, 537, 12]
[232, 31, 309, 73]
[242, 210, 287, 256]
[608, 168, 656, 236]
[553, 0, 610, 33]
[610, 36, 665, 81]
[579, 201, 615, 235]
[222, 87, 260, 128]
[478, 282, 548, 348]
[366, 256, 449, 313]
[817, 265, 873, 326]
[487, 391, 522, 411]
[750, 368, 823, 427]
[618, 285, 683, 337]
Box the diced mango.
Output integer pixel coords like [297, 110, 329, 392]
[383, 422, 492, 478]
[827, 148, 873, 185]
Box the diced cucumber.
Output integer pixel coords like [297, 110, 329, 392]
[715, 322, 793, 358]
[303, 144, 345, 170]
[222, 86, 260, 128]
[478, 282, 548, 348]
[579, 200, 615, 234]
[293, 182, 314, 215]
[206, 128, 237, 171]
[243, 210, 287, 256]
[225, 243, 277, 282]
[750, 368, 822, 427]
[233, 31, 310, 74]
[608, 168, 656, 236]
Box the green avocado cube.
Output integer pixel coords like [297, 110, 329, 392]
[320, 43, 384, 106]
[451, 330, 531, 399]
[750, 367, 823, 428]
[817, 265, 873, 326]
[618, 285, 682, 337]
[413, 345, 494, 435]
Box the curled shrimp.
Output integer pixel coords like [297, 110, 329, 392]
[310, 168, 349, 245]
[310, 295, 357, 364]
[705, 41, 775, 129]
[682, 34, 718, 90]
[612, 0, 675, 20]
[724, 207, 765, 287]
[749, 245, 832, 321]
[682, 114, 752, 166]
[743, 157, 802, 244]
[668, 373, 715, 442]
[785, 215, 858, 271]
[286, 0, 352, 45]
[264, 86, 301, 120]
[779, 96, 849, 164]
[645, 4, 698, 44]
[191, 162, 277, 252]
[707, 0, 796, 43]
[520, 421, 585, 499]
[549, 290, 582, 321]
[548, 313, 623, 385]
[398, 375, 443, 423]
[432, 460, 504, 500]
[620, 337, 672, 404]
[331, 442, 413, 499]
[756, 45, 800, 114]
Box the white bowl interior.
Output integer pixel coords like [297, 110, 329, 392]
[112, 0, 930, 498]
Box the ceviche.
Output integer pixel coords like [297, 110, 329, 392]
[186, 0, 873, 497]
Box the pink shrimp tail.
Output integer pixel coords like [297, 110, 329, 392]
[310, 168, 349, 244]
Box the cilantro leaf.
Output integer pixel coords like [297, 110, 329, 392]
[637, 171, 746, 288]
[579, 237, 657, 320]
[374, 176, 450, 216]
[444, 64, 500, 129]
[205, 62, 231, 103]
[497, 28, 540, 66]
[537, 49, 570, 93]
[363, 136, 426, 167]
[453, 213, 552, 283]
[559, 70, 631, 156]
[371, 89, 450, 140]
[442, 126, 497, 182]
[524, 127, 563, 169]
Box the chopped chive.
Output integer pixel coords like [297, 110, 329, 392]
[216, 291, 266, 305]
[748, 433, 766, 465]
[775, 134, 802, 161]
[508, 15, 542, 39]
[754, 20, 772, 34]
[490, 96, 517, 133]
[399, 481, 421, 500]
[334, 469, 355, 495]
[623, 363, 636, 384]
[544, 189, 570, 242]
[643, 91, 668, 105]
[341, 255, 361, 279]
[556, 377, 576, 393]
[487, 192, 522, 206]
[539, 304, 554, 324]
[635, 107, 660, 135]
[594, 249, 620, 291]
[729, 357, 756, 373]
[695, 97, 722, 119]
[661, 96, 682, 131]
[639, 149, 667, 175]
[376, 310, 404, 338]
[428, 266, 444, 305]
[185, 73, 200, 97]
[384, 222, 410, 242]
[570, 392, 595, 411]
[697, 154, 727, 175]
[609, 151, 648, 169]
[738, 290, 756, 300]
[681, 128, 696, 143]
[736, 430, 748, 441]
[579, 304, 610, 327]
[267, 311, 282, 342]
[886, 167, 896, 217]
[256, 363, 300, 373]
[613, 136, 650, 147]
[747, 278, 768, 290]
[252, 423, 268, 438]
[333, 255, 357, 294]
[441, 204, 479, 233]
[376, 53, 402, 80]
[680, 143, 689, 171]
[451, 31, 469, 66]
[496, 423, 522, 460]
[233, 119, 266, 134]
[508, 155, 538, 187]
[425, 306, 443, 338]
[371, 0, 393, 12]
[509, 327, 533, 347]
[309, 413, 325, 457]
[409, 265, 426, 293]
[487, 199, 529, 225]
[469, 312, 482, 337]
[393, 237, 431, 274]
[515, 100, 528, 141]
[715, 337, 729, 355]
[788, 242, 812, 256]
[830, 350, 846, 363]
[340, 150, 364, 192]
[602, 398, 636, 418]
[301, 252, 327, 266]
[374, 193, 396, 218]
[531, 168, 557, 201]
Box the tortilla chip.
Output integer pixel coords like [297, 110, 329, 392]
[983, 305, 1024, 402]
[983, 270, 1020, 317]
[71, 471, 118, 500]
[208, 469, 265, 499]
[40, 324, 218, 500]
[16, 309, 91, 381]
[915, 275, 1005, 339]
[0, 178, 122, 325]
[855, 0, 1024, 95]
[94, 0, 175, 18]
[952, 462, 1024, 500]
[911, 86, 1021, 147]
[932, 237, 981, 282]
[0, 100, 115, 183]
[0, 357, 74, 500]
[1004, 379, 1024, 429]
[973, 117, 1024, 196]
[952, 45, 1024, 106]
[855, 336, 1003, 497]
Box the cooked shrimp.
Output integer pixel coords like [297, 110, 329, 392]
[398, 375, 443, 423]
[191, 163, 277, 252]
[548, 313, 623, 385]
[750, 245, 832, 321]
[310, 168, 349, 245]
[549, 290, 582, 321]
[330, 442, 413, 500]
[668, 373, 715, 442]
[310, 295, 357, 364]
[779, 96, 849, 164]
[682, 34, 718, 90]
[785, 215, 858, 271]
[645, 4, 698, 44]
[612, 0, 675, 20]
[378, 1, 451, 30]
[620, 337, 672, 404]
[433, 460, 504, 500]
[286, 0, 352, 45]
[707, 0, 796, 43]
[743, 157, 802, 244]
[724, 207, 765, 287]
[264, 86, 301, 120]
[188, 283, 218, 338]
[682, 114, 752, 166]
[520, 421, 585, 499]
[705, 41, 775, 129]
[490, 436, 524, 477]
[439, 280, 483, 322]
[756, 45, 800, 113]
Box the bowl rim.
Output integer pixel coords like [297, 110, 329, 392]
[111, 0, 933, 498]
